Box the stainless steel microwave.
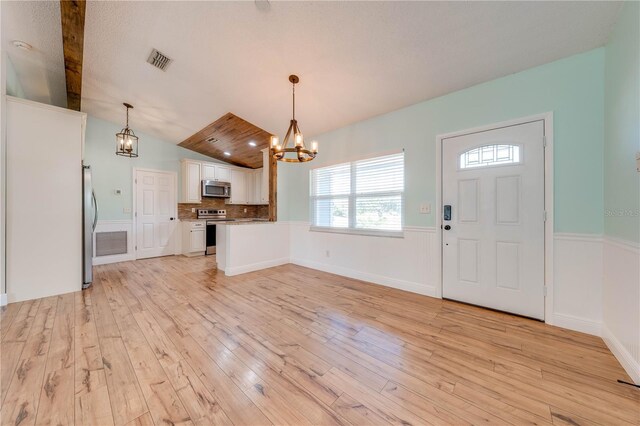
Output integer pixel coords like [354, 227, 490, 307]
[202, 180, 231, 198]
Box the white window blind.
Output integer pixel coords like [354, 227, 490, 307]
[310, 152, 404, 235]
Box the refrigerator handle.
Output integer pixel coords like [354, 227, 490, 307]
[91, 191, 98, 231]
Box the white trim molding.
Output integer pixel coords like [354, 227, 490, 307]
[551, 232, 603, 335]
[550, 312, 602, 336]
[224, 257, 290, 276]
[289, 222, 439, 298]
[602, 235, 640, 384]
[0, 293, 7, 307]
[602, 324, 640, 385]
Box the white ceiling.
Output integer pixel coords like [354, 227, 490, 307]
[5, 1, 623, 143]
[2, 1, 67, 107]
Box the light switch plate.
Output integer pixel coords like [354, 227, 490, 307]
[419, 203, 431, 214]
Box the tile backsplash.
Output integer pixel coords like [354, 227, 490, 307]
[178, 198, 269, 220]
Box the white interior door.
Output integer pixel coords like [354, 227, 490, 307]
[442, 120, 545, 319]
[136, 170, 177, 259]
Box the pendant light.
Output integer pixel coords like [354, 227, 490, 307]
[271, 75, 318, 162]
[115, 103, 139, 157]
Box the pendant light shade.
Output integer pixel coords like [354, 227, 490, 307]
[271, 75, 318, 163]
[116, 103, 139, 158]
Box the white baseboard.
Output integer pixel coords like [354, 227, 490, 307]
[224, 257, 290, 276]
[92, 253, 136, 266]
[550, 312, 602, 336]
[602, 325, 640, 384]
[0, 293, 7, 306]
[291, 257, 439, 298]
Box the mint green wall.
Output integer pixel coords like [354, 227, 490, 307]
[280, 48, 605, 234]
[5, 56, 25, 99]
[604, 2, 640, 243]
[84, 115, 220, 221]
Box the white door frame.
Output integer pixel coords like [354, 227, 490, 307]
[435, 112, 554, 322]
[132, 168, 179, 260]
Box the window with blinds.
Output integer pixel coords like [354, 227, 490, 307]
[310, 152, 404, 235]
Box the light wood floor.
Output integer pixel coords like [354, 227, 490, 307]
[1, 256, 638, 426]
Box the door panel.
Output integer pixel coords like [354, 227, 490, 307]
[136, 170, 177, 259]
[442, 120, 545, 319]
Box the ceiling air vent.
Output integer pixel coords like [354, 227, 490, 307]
[147, 48, 172, 71]
[206, 137, 219, 143]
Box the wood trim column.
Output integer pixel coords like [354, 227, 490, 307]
[60, 0, 86, 111]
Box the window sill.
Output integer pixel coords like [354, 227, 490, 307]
[309, 226, 404, 239]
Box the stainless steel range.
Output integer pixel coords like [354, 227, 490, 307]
[197, 209, 227, 220]
[197, 209, 228, 255]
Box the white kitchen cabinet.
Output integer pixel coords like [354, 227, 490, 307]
[180, 160, 201, 203]
[228, 169, 248, 204]
[216, 165, 231, 182]
[202, 163, 216, 180]
[182, 221, 206, 256]
[248, 169, 268, 205]
[202, 163, 231, 182]
[253, 170, 262, 204]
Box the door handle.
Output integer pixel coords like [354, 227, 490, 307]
[170, 217, 175, 220]
[91, 191, 98, 232]
[444, 225, 451, 231]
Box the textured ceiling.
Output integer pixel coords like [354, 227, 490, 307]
[2, 1, 67, 107]
[5, 1, 623, 145]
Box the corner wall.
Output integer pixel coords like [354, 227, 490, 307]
[602, 1, 640, 384]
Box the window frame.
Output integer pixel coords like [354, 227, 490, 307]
[457, 143, 524, 171]
[309, 152, 405, 238]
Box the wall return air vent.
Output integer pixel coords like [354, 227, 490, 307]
[147, 48, 172, 71]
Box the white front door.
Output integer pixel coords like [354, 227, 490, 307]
[136, 170, 177, 259]
[442, 120, 545, 319]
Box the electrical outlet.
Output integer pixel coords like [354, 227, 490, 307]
[419, 203, 431, 214]
[244, 208, 248, 213]
[191, 208, 196, 213]
[123, 207, 132, 213]
[325, 250, 330, 258]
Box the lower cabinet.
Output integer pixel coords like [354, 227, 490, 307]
[182, 221, 206, 256]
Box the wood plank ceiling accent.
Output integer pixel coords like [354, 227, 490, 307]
[179, 113, 274, 169]
[60, 0, 86, 111]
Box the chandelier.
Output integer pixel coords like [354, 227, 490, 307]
[271, 75, 318, 162]
[115, 103, 139, 157]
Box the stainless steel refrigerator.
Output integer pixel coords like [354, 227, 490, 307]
[83, 165, 98, 289]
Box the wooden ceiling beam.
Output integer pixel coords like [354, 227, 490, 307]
[60, 0, 86, 111]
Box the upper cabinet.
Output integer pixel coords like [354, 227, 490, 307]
[180, 156, 269, 205]
[180, 160, 201, 203]
[202, 163, 232, 182]
[228, 169, 248, 204]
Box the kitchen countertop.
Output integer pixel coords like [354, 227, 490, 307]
[179, 218, 270, 224]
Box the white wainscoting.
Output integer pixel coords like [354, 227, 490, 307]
[217, 222, 290, 276]
[92, 220, 135, 265]
[551, 233, 603, 335]
[602, 236, 640, 384]
[289, 222, 439, 298]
